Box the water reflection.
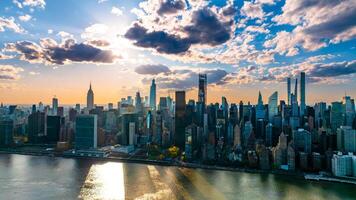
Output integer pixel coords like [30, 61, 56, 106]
[79, 162, 125, 200]
[1, 154, 356, 200]
[134, 166, 174, 200]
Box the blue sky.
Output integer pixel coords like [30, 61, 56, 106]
[0, 0, 355, 105]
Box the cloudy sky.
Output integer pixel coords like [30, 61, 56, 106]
[0, 0, 355, 105]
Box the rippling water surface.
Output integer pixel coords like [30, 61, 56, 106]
[0, 154, 356, 200]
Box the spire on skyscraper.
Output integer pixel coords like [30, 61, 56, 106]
[149, 79, 156, 111]
[294, 78, 298, 101]
[258, 91, 263, 105]
[256, 91, 265, 120]
[198, 73, 207, 105]
[87, 82, 94, 110]
[300, 72, 306, 116]
[287, 77, 291, 105]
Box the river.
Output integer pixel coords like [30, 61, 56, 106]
[0, 154, 355, 200]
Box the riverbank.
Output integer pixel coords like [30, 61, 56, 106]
[2, 153, 356, 200]
[0, 149, 302, 175]
[1, 149, 356, 185]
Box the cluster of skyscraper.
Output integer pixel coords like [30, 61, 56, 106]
[0, 71, 355, 178]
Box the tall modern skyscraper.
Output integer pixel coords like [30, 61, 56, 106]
[291, 93, 299, 117]
[293, 128, 311, 153]
[87, 83, 94, 110]
[175, 91, 186, 149]
[294, 78, 298, 101]
[300, 72, 306, 116]
[198, 73, 207, 105]
[268, 91, 278, 123]
[149, 79, 156, 111]
[265, 123, 273, 147]
[256, 91, 265, 120]
[287, 77, 291, 105]
[75, 114, 97, 149]
[0, 118, 14, 146]
[331, 102, 343, 131]
[28, 111, 47, 143]
[343, 96, 356, 126]
[52, 97, 58, 115]
[135, 91, 142, 113]
[239, 101, 243, 122]
[46, 115, 61, 143]
[121, 113, 138, 145]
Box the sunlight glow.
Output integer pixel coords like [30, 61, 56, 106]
[79, 162, 125, 200]
[135, 165, 175, 200]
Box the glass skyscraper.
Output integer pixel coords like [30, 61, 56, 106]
[75, 115, 97, 149]
[175, 91, 186, 149]
[268, 91, 278, 122]
[87, 83, 94, 110]
[287, 77, 291, 105]
[0, 118, 14, 146]
[52, 97, 58, 115]
[149, 79, 156, 111]
[300, 72, 306, 116]
[198, 73, 207, 105]
[256, 91, 265, 120]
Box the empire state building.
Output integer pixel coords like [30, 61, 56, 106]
[87, 83, 94, 110]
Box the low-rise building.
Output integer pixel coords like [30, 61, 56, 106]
[332, 152, 355, 177]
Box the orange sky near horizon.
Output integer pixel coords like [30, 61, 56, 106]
[1, 81, 354, 106]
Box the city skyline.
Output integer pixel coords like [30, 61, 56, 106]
[1, 1, 356, 199]
[0, 0, 355, 105]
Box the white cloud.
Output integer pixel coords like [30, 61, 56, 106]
[256, 0, 277, 5]
[56, 31, 73, 39]
[244, 25, 269, 34]
[241, 1, 265, 20]
[13, 0, 23, 8]
[268, 0, 356, 56]
[0, 53, 14, 60]
[0, 65, 24, 80]
[29, 71, 40, 75]
[81, 24, 109, 40]
[0, 17, 25, 33]
[111, 6, 123, 16]
[14, 0, 46, 9]
[19, 14, 32, 22]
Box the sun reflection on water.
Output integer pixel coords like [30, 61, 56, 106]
[79, 162, 125, 200]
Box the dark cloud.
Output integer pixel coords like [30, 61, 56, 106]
[307, 60, 356, 77]
[0, 75, 16, 80]
[0, 53, 13, 60]
[6, 41, 42, 62]
[45, 39, 118, 65]
[258, 74, 276, 81]
[255, 60, 356, 84]
[303, 6, 356, 40]
[292, 0, 342, 14]
[135, 64, 171, 75]
[125, 8, 232, 54]
[124, 23, 191, 54]
[157, 0, 185, 15]
[184, 8, 232, 45]
[222, 6, 237, 16]
[141, 68, 229, 90]
[5, 39, 119, 65]
[88, 39, 110, 47]
[0, 65, 23, 80]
